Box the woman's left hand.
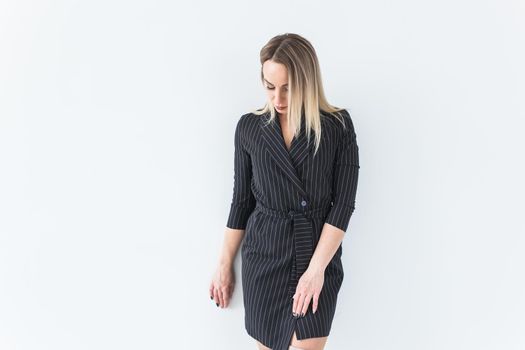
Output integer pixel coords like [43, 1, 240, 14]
[292, 267, 325, 317]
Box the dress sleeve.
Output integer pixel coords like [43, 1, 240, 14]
[324, 110, 360, 232]
[226, 115, 256, 229]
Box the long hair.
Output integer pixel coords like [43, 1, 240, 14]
[252, 33, 347, 156]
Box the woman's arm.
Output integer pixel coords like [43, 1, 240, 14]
[324, 110, 360, 232]
[210, 230, 241, 308]
[217, 227, 245, 268]
[222, 114, 255, 263]
[293, 110, 360, 316]
[310, 110, 360, 271]
[308, 223, 345, 273]
[225, 114, 256, 230]
[210, 114, 255, 309]
[293, 223, 345, 317]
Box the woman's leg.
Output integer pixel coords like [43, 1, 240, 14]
[256, 339, 271, 350]
[289, 331, 328, 350]
[254, 331, 328, 350]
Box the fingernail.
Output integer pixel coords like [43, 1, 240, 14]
[301, 312, 304, 317]
[210, 296, 213, 300]
[216, 303, 219, 307]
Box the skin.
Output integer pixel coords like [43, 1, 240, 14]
[210, 59, 345, 350]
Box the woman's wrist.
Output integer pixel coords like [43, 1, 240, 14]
[219, 256, 234, 269]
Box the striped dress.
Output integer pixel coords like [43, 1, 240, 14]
[226, 108, 360, 350]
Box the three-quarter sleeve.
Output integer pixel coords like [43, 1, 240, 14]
[325, 110, 360, 232]
[226, 115, 256, 229]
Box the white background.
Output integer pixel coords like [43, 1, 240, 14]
[1, 1, 524, 349]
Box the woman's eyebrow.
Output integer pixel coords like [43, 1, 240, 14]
[264, 78, 288, 87]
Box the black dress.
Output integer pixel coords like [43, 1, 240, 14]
[226, 108, 360, 350]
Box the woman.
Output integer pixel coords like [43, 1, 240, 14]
[209, 33, 360, 350]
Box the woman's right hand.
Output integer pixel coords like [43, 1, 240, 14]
[209, 263, 235, 308]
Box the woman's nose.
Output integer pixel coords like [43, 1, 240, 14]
[274, 92, 285, 104]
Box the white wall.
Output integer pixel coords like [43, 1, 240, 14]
[1, 0, 524, 349]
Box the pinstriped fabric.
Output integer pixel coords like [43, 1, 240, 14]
[226, 108, 360, 350]
[253, 202, 331, 299]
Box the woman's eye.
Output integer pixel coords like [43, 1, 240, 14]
[266, 86, 287, 92]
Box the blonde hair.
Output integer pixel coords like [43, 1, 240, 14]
[252, 33, 347, 156]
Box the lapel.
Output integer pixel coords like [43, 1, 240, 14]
[260, 111, 311, 199]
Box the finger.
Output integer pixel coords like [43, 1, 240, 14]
[225, 283, 234, 307]
[209, 281, 215, 299]
[297, 294, 305, 316]
[292, 292, 299, 315]
[218, 288, 225, 308]
[295, 292, 304, 316]
[301, 294, 312, 316]
[222, 286, 230, 307]
[212, 287, 219, 306]
[312, 293, 319, 314]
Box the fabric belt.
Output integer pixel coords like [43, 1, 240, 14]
[254, 202, 331, 297]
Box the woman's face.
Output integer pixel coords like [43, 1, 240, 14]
[262, 60, 288, 116]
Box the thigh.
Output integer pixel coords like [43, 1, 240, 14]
[289, 331, 328, 350]
[255, 339, 271, 350]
